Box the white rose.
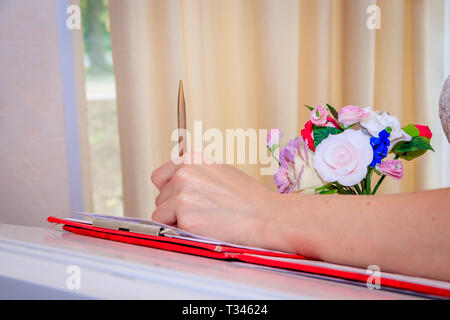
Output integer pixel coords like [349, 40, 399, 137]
[314, 129, 373, 186]
[360, 107, 411, 151]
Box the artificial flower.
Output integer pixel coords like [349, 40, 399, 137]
[413, 124, 432, 140]
[313, 129, 373, 186]
[369, 128, 391, 168]
[391, 124, 435, 161]
[338, 105, 369, 127]
[301, 117, 341, 152]
[274, 137, 324, 193]
[276, 103, 432, 195]
[310, 106, 329, 126]
[402, 123, 433, 141]
[360, 107, 411, 151]
[325, 116, 341, 129]
[376, 159, 404, 180]
[300, 121, 315, 151]
[267, 128, 282, 151]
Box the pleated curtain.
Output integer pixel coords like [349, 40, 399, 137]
[109, 0, 449, 218]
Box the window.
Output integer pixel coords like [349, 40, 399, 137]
[81, 0, 123, 216]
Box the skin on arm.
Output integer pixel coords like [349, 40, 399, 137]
[151, 154, 450, 282]
[275, 189, 450, 282]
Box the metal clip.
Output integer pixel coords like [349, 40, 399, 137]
[93, 218, 163, 236]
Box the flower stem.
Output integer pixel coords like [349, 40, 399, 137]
[365, 168, 373, 195]
[272, 154, 281, 166]
[345, 186, 356, 194]
[334, 183, 347, 194]
[334, 183, 356, 195]
[371, 176, 385, 195]
[353, 184, 362, 195]
[267, 145, 281, 165]
[371, 154, 400, 195]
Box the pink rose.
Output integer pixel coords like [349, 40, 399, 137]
[267, 128, 282, 150]
[376, 159, 404, 180]
[338, 105, 369, 127]
[310, 106, 329, 126]
[314, 129, 373, 186]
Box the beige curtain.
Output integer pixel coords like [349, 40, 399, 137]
[109, 0, 449, 219]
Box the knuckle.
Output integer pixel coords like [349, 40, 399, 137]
[173, 193, 200, 231]
[175, 192, 190, 207]
[176, 212, 196, 231]
[172, 168, 190, 185]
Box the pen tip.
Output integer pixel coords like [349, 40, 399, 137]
[178, 80, 184, 97]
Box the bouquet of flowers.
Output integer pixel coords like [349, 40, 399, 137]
[267, 105, 434, 195]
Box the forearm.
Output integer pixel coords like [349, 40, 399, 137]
[262, 188, 450, 281]
[150, 158, 449, 281]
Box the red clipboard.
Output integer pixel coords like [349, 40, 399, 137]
[47, 216, 450, 299]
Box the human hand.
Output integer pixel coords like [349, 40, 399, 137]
[151, 153, 279, 248]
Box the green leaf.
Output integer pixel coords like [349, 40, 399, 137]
[270, 144, 279, 154]
[320, 189, 338, 195]
[343, 124, 356, 130]
[399, 150, 427, 161]
[315, 183, 334, 193]
[392, 136, 435, 161]
[326, 104, 339, 120]
[393, 136, 434, 153]
[402, 124, 420, 137]
[313, 126, 343, 148]
[304, 104, 314, 111]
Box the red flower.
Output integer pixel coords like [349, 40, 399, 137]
[326, 116, 341, 129]
[301, 117, 341, 152]
[414, 124, 432, 140]
[301, 121, 315, 151]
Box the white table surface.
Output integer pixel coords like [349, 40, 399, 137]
[0, 223, 421, 300]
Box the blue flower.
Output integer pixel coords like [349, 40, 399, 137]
[370, 128, 391, 168]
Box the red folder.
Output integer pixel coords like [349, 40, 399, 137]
[47, 216, 450, 299]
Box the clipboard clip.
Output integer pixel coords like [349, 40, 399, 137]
[92, 218, 177, 237]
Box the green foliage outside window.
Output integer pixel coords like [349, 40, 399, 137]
[80, 0, 113, 74]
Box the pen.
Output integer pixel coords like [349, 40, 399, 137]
[177, 80, 187, 157]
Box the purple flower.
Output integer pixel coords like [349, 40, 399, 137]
[274, 137, 324, 193]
